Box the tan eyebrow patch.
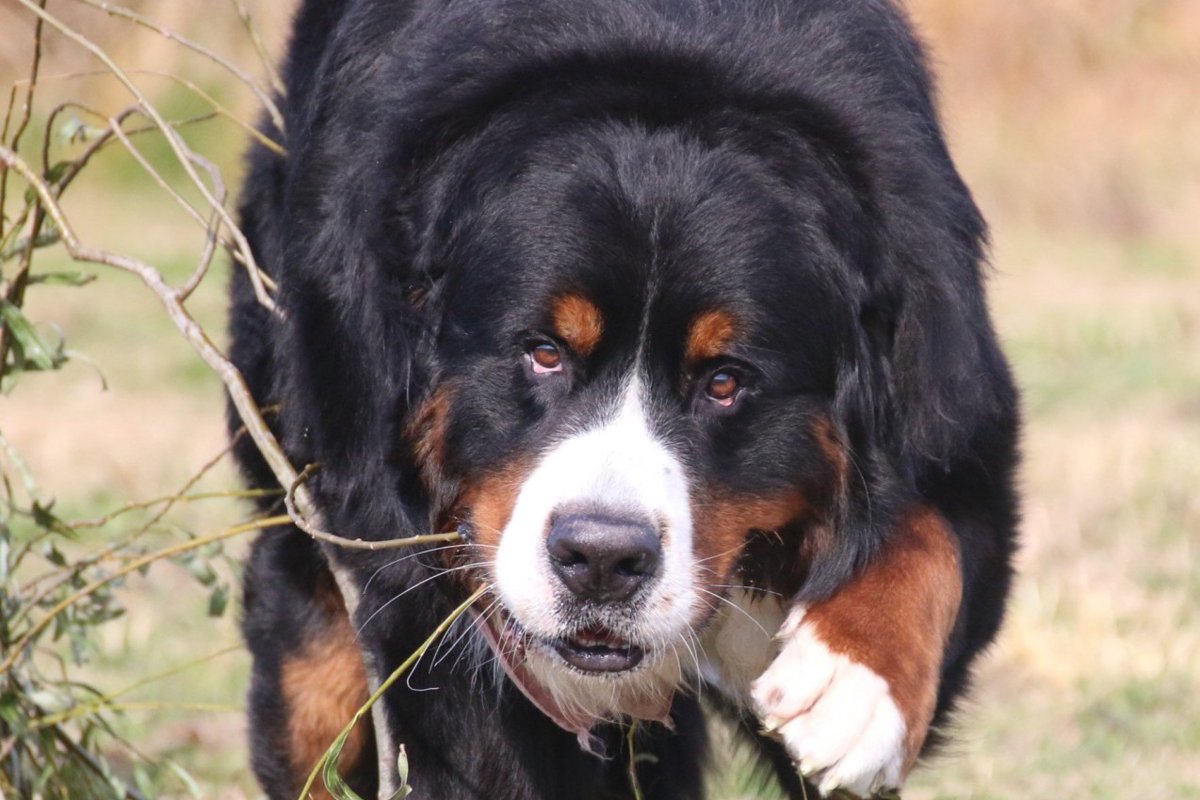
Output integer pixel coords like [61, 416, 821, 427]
[552, 293, 604, 357]
[686, 310, 737, 362]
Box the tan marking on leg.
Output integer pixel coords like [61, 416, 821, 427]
[281, 586, 370, 797]
[552, 294, 604, 357]
[804, 506, 962, 767]
[685, 309, 737, 363]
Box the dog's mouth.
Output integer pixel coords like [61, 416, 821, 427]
[552, 624, 645, 673]
[472, 599, 666, 748]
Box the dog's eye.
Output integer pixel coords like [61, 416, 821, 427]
[705, 370, 740, 406]
[528, 342, 564, 374]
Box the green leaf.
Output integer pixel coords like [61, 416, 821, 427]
[183, 558, 218, 587]
[387, 744, 414, 799]
[44, 542, 67, 566]
[0, 227, 62, 262]
[28, 688, 71, 714]
[320, 727, 368, 800]
[44, 161, 72, 184]
[28, 270, 95, 287]
[58, 117, 107, 146]
[32, 501, 73, 537]
[0, 300, 59, 370]
[207, 583, 230, 617]
[133, 763, 158, 800]
[166, 761, 203, 799]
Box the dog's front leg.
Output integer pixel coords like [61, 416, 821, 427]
[750, 507, 962, 797]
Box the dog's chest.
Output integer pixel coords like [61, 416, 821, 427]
[697, 589, 787, 705]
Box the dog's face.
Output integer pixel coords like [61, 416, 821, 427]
[408, 124, 859, 732]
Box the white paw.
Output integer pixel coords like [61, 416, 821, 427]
[750, 610, 907, 797]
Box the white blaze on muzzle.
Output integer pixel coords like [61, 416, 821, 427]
[493, 375, 697, 648]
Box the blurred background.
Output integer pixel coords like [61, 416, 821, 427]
[2, 1, 1197, 797]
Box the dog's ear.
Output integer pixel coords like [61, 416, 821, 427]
[805, 180, 1015, 601]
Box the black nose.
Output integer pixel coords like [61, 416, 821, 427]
[547, 512, 661, 602]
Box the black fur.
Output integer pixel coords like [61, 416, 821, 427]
[230, 0, 1019, 797]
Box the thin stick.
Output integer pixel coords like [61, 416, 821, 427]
[16, 0, 280, 313]
[285, 463, 464, 551]
[0, 514, 291, 674]
[0, 0, 48, 373]
[67, 0, 284, 132]
[230, 0, 285, 96]
[2, 145, 459, 558]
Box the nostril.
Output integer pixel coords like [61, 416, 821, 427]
[615, 552, 652, 577]
[547, 535, 588, 568]
[559, 551, 587, 567]
[546, 511, 661, 601]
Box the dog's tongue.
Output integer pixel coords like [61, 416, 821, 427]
[473, 610, 673, 752]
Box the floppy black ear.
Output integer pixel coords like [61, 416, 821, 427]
[801, 153, 1014, 602]
[880, 195, 1014, 479]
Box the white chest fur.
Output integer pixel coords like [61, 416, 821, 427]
[697, 588, 787, 705]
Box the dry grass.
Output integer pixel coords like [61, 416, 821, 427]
[4, 0, 1198, 797]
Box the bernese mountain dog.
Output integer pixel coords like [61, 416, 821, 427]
[228, 0, 1020, 798]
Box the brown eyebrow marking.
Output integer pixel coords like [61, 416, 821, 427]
[686, 309, 737, 362]
[552, 293, 604, 357]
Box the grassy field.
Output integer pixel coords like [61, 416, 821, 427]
[3, 1, 1198, 797]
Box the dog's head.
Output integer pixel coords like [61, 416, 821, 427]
[278, 18, 1000, 740]
[393, 122, 887, 735]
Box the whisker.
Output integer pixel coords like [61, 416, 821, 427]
[407, 582, 498, 693]
[357, 561, 492, 633]
[709, 583, 782, 598]
[436, 593, 502, 669]
[695, 587, 771, 638]
[362, 542, 475, 594]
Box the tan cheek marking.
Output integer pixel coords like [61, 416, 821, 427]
[686, 309, 737, 363]
[692, 489, 810, 589]
[406, 384, 455, 489]
[803, 506, 962, 768]
[812, 416, 849, 490]
[552, 293, 604, 357]
[456, 459, 536, 586]
[280, 586, 370, 795]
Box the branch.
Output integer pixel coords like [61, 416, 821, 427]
[1, 145, 462, 559]
[0, 514, 291, 674]
[15, 0, 281, 315]
[285, 463, 464, 551]
[68, 0, 284, 133]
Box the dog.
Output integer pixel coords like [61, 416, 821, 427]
[228, 0, 1020, 798]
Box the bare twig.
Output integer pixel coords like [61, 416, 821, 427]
[1, 144, 461, 560]
[285, 463, 464, 551]
[0, 513, 291, 674]
[0, 0, 46, 219]
[30, 645, 242, 731]
[30, 70, 283, 155]
[0, 0, 48, 375]
[68, 0, 284, 133]
[230, 0, 285, 96]
[2, 143, 294, 519]
[16, 0, 281, 314]
[114, 68, 283, 155]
